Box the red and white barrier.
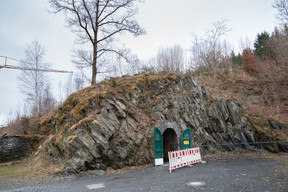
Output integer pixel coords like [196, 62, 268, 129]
[168, 147, 202, 173]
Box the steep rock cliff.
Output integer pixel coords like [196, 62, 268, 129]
[38, 73, 263, 173]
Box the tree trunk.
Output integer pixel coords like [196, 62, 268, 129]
[91, 44, 97, 85]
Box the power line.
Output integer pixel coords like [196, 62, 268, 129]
[0, 55, 73, 74]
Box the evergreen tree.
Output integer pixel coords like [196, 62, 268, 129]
[254, 31, 270, 59]
[231, 51, 242, 67]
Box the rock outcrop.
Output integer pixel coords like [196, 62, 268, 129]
[37, 73, 280, 173]
[0, 136, 42, 163]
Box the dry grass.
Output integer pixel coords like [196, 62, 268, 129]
[192, 69, 288, 125]
[0, 158, 60, 187]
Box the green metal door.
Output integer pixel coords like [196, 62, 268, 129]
[182, 128, 191, 149]
[154, 127, 163, 159]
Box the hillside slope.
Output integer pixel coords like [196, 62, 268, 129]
[0, 72, 287, 173]
[31, 72, 287, 173]
[191, 68, 288, 143]
[192, 69, 288, 123]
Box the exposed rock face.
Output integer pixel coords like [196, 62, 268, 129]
[0, 136, 41, 163]
[268, 120, 287, 131]
[38, 73, 267, 173]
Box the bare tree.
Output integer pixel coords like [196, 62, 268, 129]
[190, 20, 231, 95]
[156, 45, 185, 74]
[258, 61, 284, 119]
[268, 27, 288, 73]
[139, 58, 157, 74]
[204, 20, 231, 71]
[273, 0, 288, 25]
[64, 73, 74, 98]
[49, 0, 145, 85]
[42, 84, 57, 112]
[239, 36, 252, 51]
[126, 54, 141, 75]
[74, 74, 86, 91]
[262, 27, 288, 119]
[190, 21, 231, 71]
[66, 73, 87, 95]
[190, 34, 207, 71]
[18, 40, 48, 117]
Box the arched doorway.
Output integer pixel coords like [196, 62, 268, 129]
[163, 128, 178, 161]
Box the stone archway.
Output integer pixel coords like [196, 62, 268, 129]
[163, 128, 178, 161]
[154, 121, 181, 139]
[154, 121, 182, 165]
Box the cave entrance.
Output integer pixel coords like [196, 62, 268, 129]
[163, 128, 178, 162]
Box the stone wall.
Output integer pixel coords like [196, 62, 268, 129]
[0, 136, 42, 163]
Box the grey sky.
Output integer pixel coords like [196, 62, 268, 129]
[0, 0, 278, 125]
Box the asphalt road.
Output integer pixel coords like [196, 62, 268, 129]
[1, 158, 287, 192]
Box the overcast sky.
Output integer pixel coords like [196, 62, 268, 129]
[0, 0, 278, 126]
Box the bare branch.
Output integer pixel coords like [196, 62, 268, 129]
[273, 0, 288, 25]
[17, 40, 49, 116]
[48, 0, 145, 84]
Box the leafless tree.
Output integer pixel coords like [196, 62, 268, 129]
[190, 20, 231, 95]
[74, 74, 86, 91]
[49, 0, 145, 85]
[68, 73, 87, 93]
[204, 20, 231, 70]
[190, 34, 207, 73]
[264, 27, 288, 118]
[156, 45, 185, 74]
[18, 40, 48, 117]
[64, 73, 74, 98]
[273, 0, 288, 25]
[190, 21, 231, 70]
[127, 54, 141, 75]
[141, 45, 185, 75]
[268, 27, 288, 73]
[42, 84, 57, 112]
[239, 36, 252, 51]
[256, 59, 285, 119]
[138, 58, 157, 74]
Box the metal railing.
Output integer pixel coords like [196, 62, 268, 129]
[194, 141, 288, 161]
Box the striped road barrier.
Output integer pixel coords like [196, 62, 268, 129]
[168, 147, 202, 173]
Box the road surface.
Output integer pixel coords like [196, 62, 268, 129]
[0, 157, 287, 192]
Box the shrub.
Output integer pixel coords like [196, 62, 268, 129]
[242, 48, 258, 73]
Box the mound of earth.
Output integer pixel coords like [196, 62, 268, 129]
[34, 73, 287, 173]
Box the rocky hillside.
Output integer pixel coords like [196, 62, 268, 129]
[192, 69, 288, 145]
[193, 69, 288, 124]
[33, 73, 287, 173]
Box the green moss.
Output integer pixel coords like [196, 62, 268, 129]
[111, 79, 117, 87]
[149, 78, 155, 85]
